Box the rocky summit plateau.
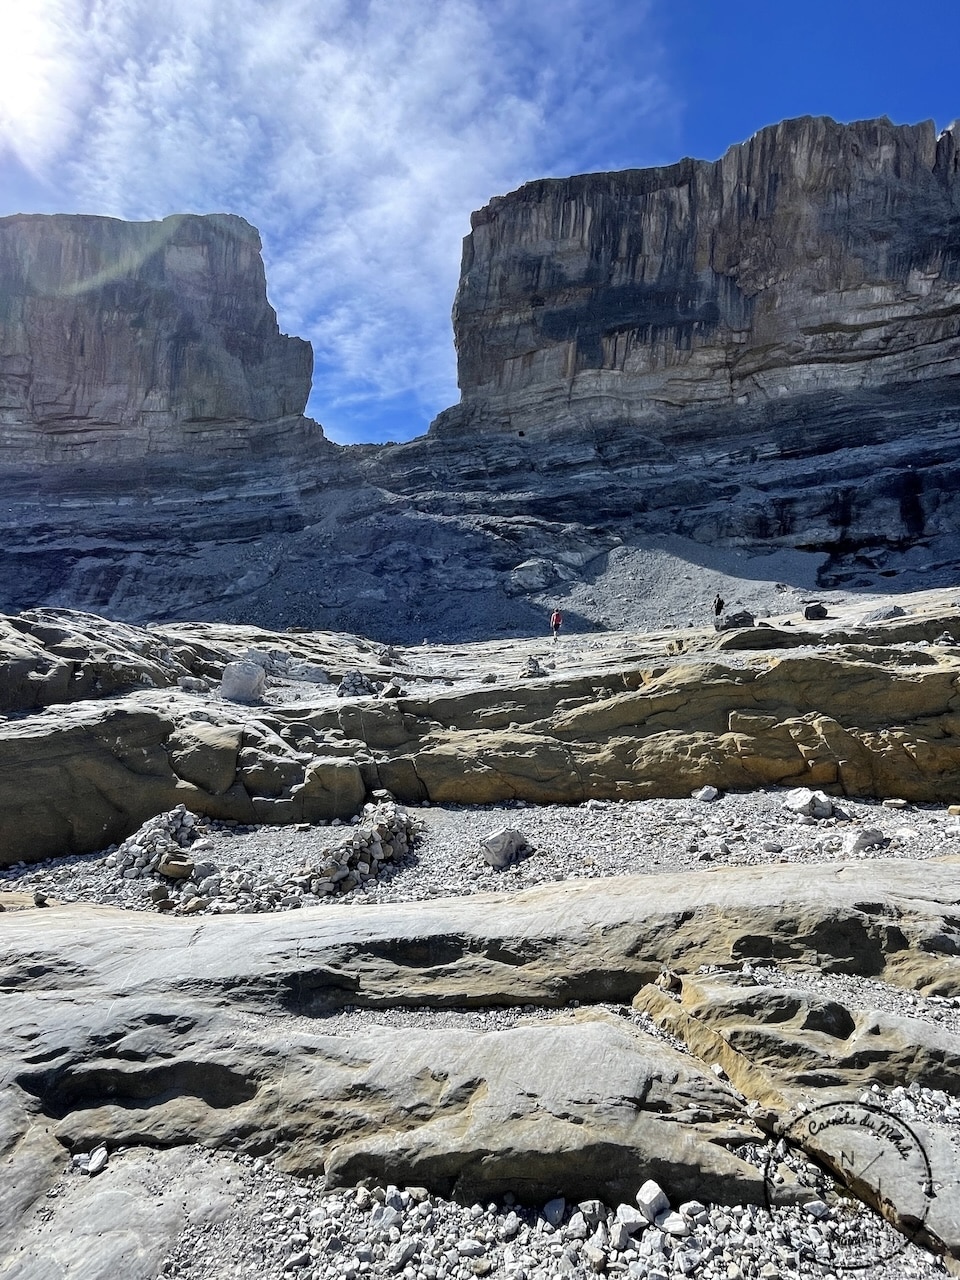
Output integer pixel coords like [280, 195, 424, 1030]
[1, 114, 960, 1280]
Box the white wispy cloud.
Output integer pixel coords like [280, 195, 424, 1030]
[0, 0, 677, 441]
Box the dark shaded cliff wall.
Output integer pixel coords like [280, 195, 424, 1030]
[0, 212, 315, 463]
[441, 116, 960, 437]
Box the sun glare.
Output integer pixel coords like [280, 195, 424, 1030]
[0, 2, 75, 162]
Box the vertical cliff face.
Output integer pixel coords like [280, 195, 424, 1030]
[2, 123, 960, 633]
[0, 212, 314, 462]
[443, 116, 960, 436]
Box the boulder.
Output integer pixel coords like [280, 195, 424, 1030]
[507, 559, 557, 594]
[636, 1180, 670, 1223]
[718, 610, 755, 630]
[667, 971, 960, 1095]
[480, 827, 527, 868]
[842, 827, 885, 855]
[782, 787, 834, 818]
[292, 757, 366, 823]
[156, 851, 194, 879]
[167, 722, 242, 794]
[859, 605, 908, 625]
[691, 785, 719, 803]
[0, 688, 373, 864]
[237, 723, 305, 798]
[220, 660, 266, 704]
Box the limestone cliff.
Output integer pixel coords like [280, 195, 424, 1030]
[441, 115, 960, 437]
[2, 120, 960, 638]
[0, 212, 314, 462]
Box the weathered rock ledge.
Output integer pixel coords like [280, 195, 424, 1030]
[4, 598, 960, 863]
[1, 859, 958, 1272]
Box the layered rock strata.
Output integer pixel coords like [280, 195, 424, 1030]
[1, 860, 958, 1272]
[0, 211, 315, 462]
[5, 598, 960, 863]
[441, 115, 960, 438]
[1, 121, 960, 634]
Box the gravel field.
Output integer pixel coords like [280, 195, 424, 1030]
[7, 787, 960, 910]
[139, 1137, 947, 1280]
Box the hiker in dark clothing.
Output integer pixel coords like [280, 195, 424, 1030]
[713, 592, 725, 630]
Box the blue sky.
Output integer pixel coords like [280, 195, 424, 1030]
[0, 0, 956, 445]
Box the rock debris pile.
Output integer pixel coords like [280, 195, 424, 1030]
[96, 799, 418, 915]
[337, 671, 382, 697]
[8, 789, 960, 916]
[151, 1154, 940, 1280]
[867, 1080, 960, 1135]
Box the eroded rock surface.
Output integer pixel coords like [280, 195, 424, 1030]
[3, 600, 959, 1272]
[1, 860, 958, 1273]
[6, 599, 960, 862]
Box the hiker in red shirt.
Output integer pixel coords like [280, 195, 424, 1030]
[550, 609, 563, 641]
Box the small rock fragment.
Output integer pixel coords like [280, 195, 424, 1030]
[542, 1196, 566, 1227]
[636, 1179, 670, 1222]
[691, 785, 719, 802]
[842, 827, 884, 855]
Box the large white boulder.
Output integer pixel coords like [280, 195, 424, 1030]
[782, 787, 834, 818]
[220, 659, 266, 704]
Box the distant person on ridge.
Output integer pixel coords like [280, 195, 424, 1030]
[713, 592, 725, 630]
[550, 609, 563, 641]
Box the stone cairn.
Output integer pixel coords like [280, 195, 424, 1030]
[337, 669, 406, 699]
[102, 806, 198, 880]
[337, 670, 382, 697]
[100, 799, 418, 916]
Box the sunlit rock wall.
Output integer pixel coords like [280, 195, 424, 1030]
[442, 116, 960, 437]
[0, 212, 314, 462]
